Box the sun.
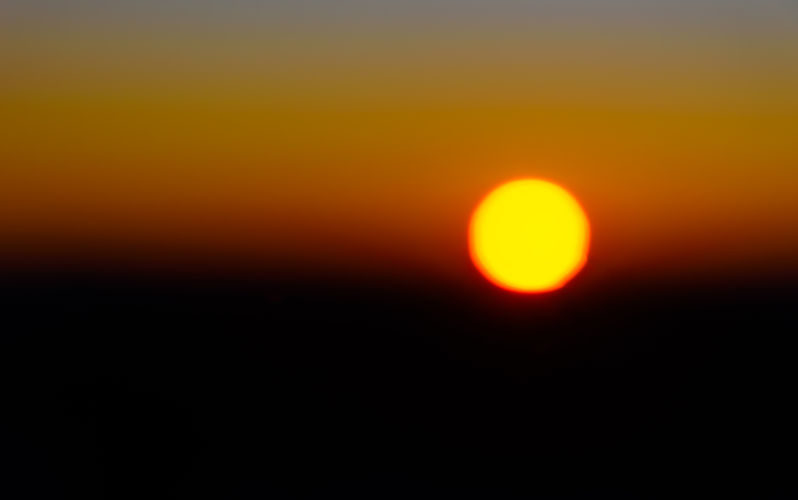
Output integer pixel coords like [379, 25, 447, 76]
[469, 178, 590, 293]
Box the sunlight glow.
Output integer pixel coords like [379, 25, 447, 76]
[469, 179, 590, 293]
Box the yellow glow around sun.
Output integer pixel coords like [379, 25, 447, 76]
[469, 179, 590, 293]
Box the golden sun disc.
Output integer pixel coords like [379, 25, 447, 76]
[469, 179, 590, 293]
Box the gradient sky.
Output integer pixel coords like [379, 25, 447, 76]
[2, 0, 797, 284]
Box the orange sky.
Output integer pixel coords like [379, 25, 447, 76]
[2, 2, 798, 284]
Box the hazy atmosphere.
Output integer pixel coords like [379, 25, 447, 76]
[2, 2, 797, 498]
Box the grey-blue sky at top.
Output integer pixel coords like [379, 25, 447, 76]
[2, 0, 798, 30]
